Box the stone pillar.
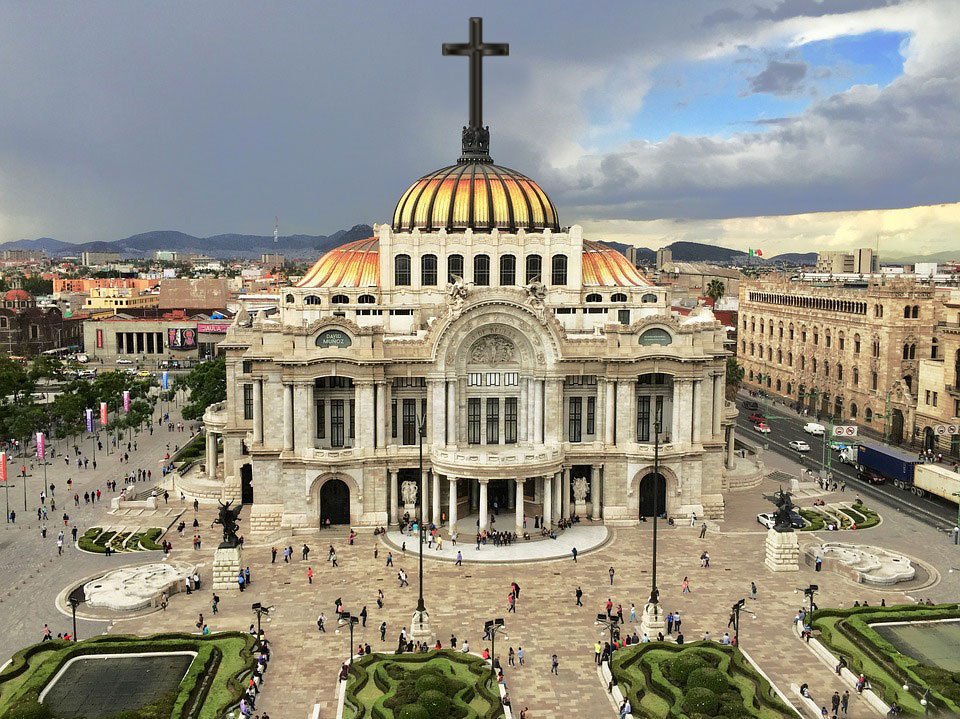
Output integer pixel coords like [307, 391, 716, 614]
[596, 378, 606, 443]
[671, 380, 682, 444]
[543, 474, 553, 528]
[508, 478, 516, 509]
[764, 528, 800, 571]
[421, 468, 430, 523]
[553, 471, 562, 521]
[545, 379, 563, 444]
[589, 464, 598, 519]
[390, 469, 399, 525]
[432, 471, 440, 527]
[448, 477, 458, 537]
[479, 480, 489, 530]
[446, 380, 457, 445]
[725, 427, 736, 469]
[605, 380, 616, 444]
[533, 380, 544, 443]
[692, 379, 702, 444]
[515, 478, 525, 531]
[562, 467, 571, 519]
[282, 382, 294, 451]
[519, 378, 529, 443]
[357, 382, 375, 449]
[205, 431, 217, 479]
[712, 373, 724, 438]
[375, 381, 387, 449]
[428, 380, 445, 448]
[252, 379, 263, 444]
[293, 383, 314, 452]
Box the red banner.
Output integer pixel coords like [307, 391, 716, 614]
[96, 328, 103, 349]
[100, 402, 108, 428]
[0, 452, 6, 482]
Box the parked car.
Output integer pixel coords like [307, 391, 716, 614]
[116, 358, 135, 366]
[137, 370, 153, 378]
[753, 422, 771, 434]
[748, 413, 766, 424]
[789, 440, 811, 452]
[803, 423, 826, 436]
[757, 512, 776, 529]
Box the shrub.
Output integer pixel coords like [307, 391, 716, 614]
[415, 672, 446, 695]
[683, 687, 719, 717]
[687, 667, 728, 694]
[398, 705, 430, 719]
[668, 650, 708, 685]
[7, 702, 52, 719]
[418, 689, 451, 718]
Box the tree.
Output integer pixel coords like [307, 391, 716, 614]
[177, 358, 226, 421]
[21, 276, 53, 296]
[705, 279, 725, 304]
[29, 355, 66, 382]
[725, 357, 744, 400]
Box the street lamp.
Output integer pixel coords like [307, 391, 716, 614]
[411, 411, 431, 640]
[951, 493, 960, 544]
[730, 599, 747, 647]
[251, 602, 271, 645]
[640, 421, 664, 637]
[68, 596, 80, 641]
[803, 584, 819, 621]
[483, 618, 507, 679]
[341, 611, 359, 664]
[595, 613, 620, 646]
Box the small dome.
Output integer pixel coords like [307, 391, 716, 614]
[4, 289, 32, 302]
[296, 237, 379, 289]
[392, 162, 560, 234]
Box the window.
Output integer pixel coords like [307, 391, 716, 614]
[586, 293, 603, 303]
[612, 293, 628, 302]
[468, 373, 482, 386]
[789, 325, 795, 340]
[801, 330, 807, 342]
[447, 254, 464, 283]
[618, 309, 631, 325]
[837, 365, 843, 381]
[473, 254, 490, 286]
[499, 254, 516, 285]
[812, 358, 818, 373]
[505, 398, 518, 444]
[933, 392, 938, 407]
[800, 356, 806, 370]
[503, 372, 519, 386]
[285, 294, 294, 304]
[850, 403, 858, 418]
[525, 254, 542, 284]
[242, 360, 253, 374]
[955, 399, 960, 417]
[485, 372, 500, 386]
[904, 305, 911, 318]
[402, 399, 417, 445]
[636, 396, 651, 442]
[825, 331, 831, 348]
[865, 407, 873, 422]
[853, 368, 859, 386]
[551, 254, 568, 285]
[932, 338, 939, 359]
[391, 399, 397, 439]
[788, 352, 793, 367]
[317, 400, 326, 439]
[305, 295, 322, 305]
[421, 254, 438, 286]
[926, 390, 931, 405]
[777, 349, 782, 364]
[903, 343, 910, 360]
[243, 384, 254, 420]
[839, 332, 845, 350]
[642, 293, 657, 303]
[854, 334, 861, 354]
[486, 398, 500, 444]
[569, 397, 582, 443]
[358, 294, 376, 304]
[872, 371, 878, 390]
[587, 396, 596, 435]
[394, 254, 411, 286]
[468, 398, 481, 444]
[331, 294, 349, 304]
[912, 305, 920, 318]
[331, 400, 345, 448]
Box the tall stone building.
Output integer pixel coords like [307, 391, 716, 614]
[915, 289, 960, 458]
[203, 23, 737, 536]
[738, 277, 945, 443]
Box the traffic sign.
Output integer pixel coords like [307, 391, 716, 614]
[934, 424, 959, 435]
[832, 425, 858, 437]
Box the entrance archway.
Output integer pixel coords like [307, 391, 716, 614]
[240, 464, 253, 504]
[639, 473, 667, 518]
[891, 410, 905, 444]
[320, 478, 351, 525]
[923, 426, 935, 452]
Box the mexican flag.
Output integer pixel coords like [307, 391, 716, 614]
[748, 248, 763, 257]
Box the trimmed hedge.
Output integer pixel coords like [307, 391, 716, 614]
[811, 603, 960, 715]
[77, 526, 164, 553]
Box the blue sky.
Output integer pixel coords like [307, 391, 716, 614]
[622, 31, 908, 144]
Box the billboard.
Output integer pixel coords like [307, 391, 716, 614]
[166, 327, 197, 350]
[36, 432, 45, 460]
[96, 328, 103, 349]
[197, 323, 230, 334]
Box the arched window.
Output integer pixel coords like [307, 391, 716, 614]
[777, 349, 782, 364]
[499, 254, 516, 286]
[394, 254, 411, 286]
[767, 347, 772, 361]
[825, 330, 831, 348]
[551, 254, 568, 286]
[932, 338, 939, 359]
[473, 254, 490, 286]
[912, 305, 920, 318]
[285, 294, 295, 304]
[776, 379, 782, 392]
[358, 294, 376, 304]
[812, 358, 818, 373]
[854, 334, 861, 354]
[331, 294, 349, 304]
[421, 254, 438, 286]
[788, 352, 793, 367]
[865, 407, 873, 422]
[0, 317, 7, 328]
[904, 375, 913, 391]
[837, 365, 843, 381]
[586, 293, 603, 303]
[612, 293, 628, 302]
[447, 254, 464, 283]
[850, 402, 858, 418]
[642, 293, 657, 303]
[853, 368, 859, 385]
[904, 305, 911, 318]
[639, 328, 673, 346]
[903, 343, 910, 360]
[800, 356, 806, 370]
[786, 382, 793, 395]
[525, 254, 542, 284]
[305, 295, 322, 306]
[910, 343, 917, 360]
[838, 331, 845, 350]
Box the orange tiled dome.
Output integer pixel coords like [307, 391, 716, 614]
[392, 162, 560, 234]
[4, 289, 32, 302]
[582, 241, 650, 286]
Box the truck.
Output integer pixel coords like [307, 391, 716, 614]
[856, 441, 919, 487]
[912, 464, 960, 502]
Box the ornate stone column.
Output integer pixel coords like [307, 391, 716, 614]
[375, 381, 387, 449]
[282, 382, 294, 451]
[478, 479, 489, 530]
[252, 379, 263, 444]
[588, 464, 598, 519]
[596, 378, 606, 443]
[508, 478, 516, 509]
[533, 380, 544, 443]
[562, 466, 571, 519]
[448, 477, 458, 537]
[390, 469, 399, 525]
[692, 379, 702, 444]
[421, 468, 430, 524]
[514, 478, 525, 531]
[671, 379, 682, 444]
[356, 381, 375, 449]
[605, 380, 616, 445]
[205, 431, 217, 479]
[432, 471, 440, 527]
[726, 427, 736, 469]
[519, 377, 529, 443]
[545, 379, 563, 444]
[712, 373, 724, 438]
[446, 380, 457, 445]
[428, 380, 445, 448]
[293, 382, 314, 452]
[553, 471, 562, 521]
[542, 474, 553, 528]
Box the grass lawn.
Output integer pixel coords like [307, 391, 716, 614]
[78, 527, 165, 553]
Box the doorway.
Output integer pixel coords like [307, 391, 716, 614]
[320, 478, 351, 525]
[639, 472, 666, 518]
[240, 464, 253, 504]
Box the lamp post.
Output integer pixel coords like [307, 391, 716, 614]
[803, 584, 818, 622]
[596, 614, 620, 645]
[251, 602, 271, 645]
[341, 611, 359, 665]
[952, 493, 960, 544]
[483, 618, 506, 679]
[641, 421, 665, 637]
[68, 596, 80, 641]
[411, 411, 432, 640]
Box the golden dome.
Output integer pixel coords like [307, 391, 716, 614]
[392, 162, 560, 234]
[582, 240, 650, 287]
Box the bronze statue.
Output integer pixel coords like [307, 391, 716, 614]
[213, 500, 242, 548]
[770, 487, 796, 533]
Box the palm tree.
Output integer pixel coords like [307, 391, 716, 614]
[706, 279, 725, 304]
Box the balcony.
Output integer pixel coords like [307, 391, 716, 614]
[430, 444, 564, 480]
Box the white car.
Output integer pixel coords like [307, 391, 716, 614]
[789, 440, 811, 452]
[757, 512, 776, 529]
[116, 358, 135, 365]
[753, 422, 771, 434]
[803, 423, 826, 436]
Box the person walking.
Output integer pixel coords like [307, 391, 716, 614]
[699, 522, 708, 538]
[456, 550, 462, 566]
[271, 547, 277, 563]
[360, 606, 368, 627]
[681, 576, 691, 594]
[575, 586, 583, 607]
[380, 621, 387, 641]
[815, 554, 822, 572]
[750, 581, 758, 600]
[386, 551, 393, 567]
[331, 550, 339, 568]
[629, 603, 637, 622]
[831, 691, 840, 715]
[317, 613, 326, 633]
[551, 654, 559, 675]
[609, 566, 615, 585]
[840, 690, 849, 715]
[572, 547, 578, 562]
[516, 646, 524, 666]
[307, 567, 314, 584]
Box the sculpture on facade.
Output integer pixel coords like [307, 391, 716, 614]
[470, 335, 515, 364]
[572, 477, 589, 502]
[770, 487, 796, 533]
[525, 280, 548, 325]
[213, 501, 243, 548]
[445, 275, 470, 320]
[233, 302, 251, 328]
[400, 480, 419, 506]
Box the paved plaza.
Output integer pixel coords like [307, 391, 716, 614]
[3, 401, 960, 718]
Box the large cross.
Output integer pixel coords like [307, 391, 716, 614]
[442, 17, 508, 130]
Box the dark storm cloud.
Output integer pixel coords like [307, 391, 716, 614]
[747, 59, 808, 95]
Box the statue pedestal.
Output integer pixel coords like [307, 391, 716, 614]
[574, 501, 587, 517]
[764, 529, 800, 572]
[640, 602, 666, 638]
[410, 608, 433, 643]
[212, 545, 243, 590]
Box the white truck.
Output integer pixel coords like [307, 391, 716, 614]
[912, 463, 960, 502]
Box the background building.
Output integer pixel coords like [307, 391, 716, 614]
[84, 287, 159, 312]
[0, 288, 84, 355]
[915, 289, 960, 458]
[158, 278, 229, 314]
[815, 248, 880, 274]
[80, 251, 121, 266]
[83, 312, 230, 366]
